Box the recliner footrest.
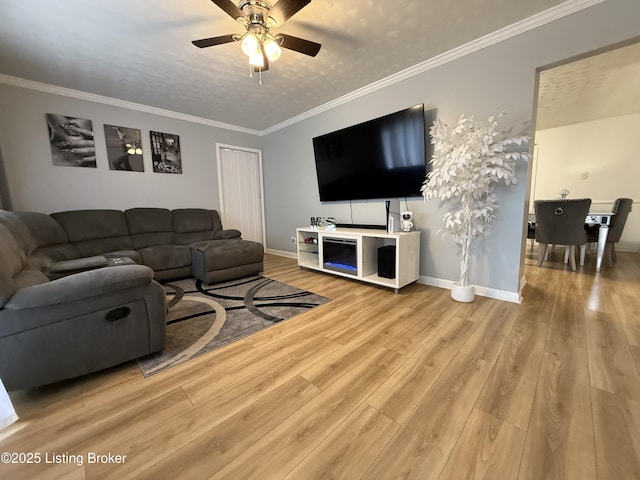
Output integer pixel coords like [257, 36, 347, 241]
[191, 239, 264, 284]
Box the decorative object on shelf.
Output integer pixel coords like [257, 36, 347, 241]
[422, 113, 530, 302]
[150, 131, 182, 174]
[191, 0, 321, 84]
[104, 124, 144, 172]
[400, 211, 414, 232]
[310, 216, 336, 230]
[559, 188, 570, 199]
[45, 113, 96, 168]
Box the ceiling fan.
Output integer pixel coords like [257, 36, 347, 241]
[192, 0, 321, 79]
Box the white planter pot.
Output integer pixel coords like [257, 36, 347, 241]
[451, 283, 475, 303]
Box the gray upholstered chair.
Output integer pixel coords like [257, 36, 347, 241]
[534, 198, 591, 271]
[586, 197, 633, 267]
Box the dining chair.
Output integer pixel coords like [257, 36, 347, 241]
[534, 198, 591, 271]
[586, 197, 633, 267]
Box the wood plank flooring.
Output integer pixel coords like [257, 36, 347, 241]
[1, 248, 640, 479]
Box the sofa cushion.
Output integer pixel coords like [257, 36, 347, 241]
[0, 211, 37, 255]
[14, 211, 68, 248]
[34, 244, 82, 264]
[13, 211, 80, 265]
[172, 209, 216, 244]
[125, 208, 174, 234]
[0, 223, 26, 307]
[125, 208, 177, 249]
[191, 239, 264, 270]
[52, 210, 133, 257]
[137, 245, 192, 272]
[12, 268, 49, 290]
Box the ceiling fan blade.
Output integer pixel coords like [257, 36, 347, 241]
[269, 0, 311, 25]
[192, 34, 239, 48]
[276, 33, 321, 57]
[210, 0, 243, 20]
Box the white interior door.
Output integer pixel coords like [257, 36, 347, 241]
[216, 144, 265, 247]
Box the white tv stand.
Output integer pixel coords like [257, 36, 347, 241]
[296, 227, 420, 292]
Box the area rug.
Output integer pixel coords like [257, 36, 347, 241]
[137, 275, 330, 376]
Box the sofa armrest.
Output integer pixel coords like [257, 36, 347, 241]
[3, 265, 155, 311]
[213, 229, 241, 240]
[49, 255, 109, 274]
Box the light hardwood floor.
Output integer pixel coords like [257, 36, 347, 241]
[1, 248, 640, 479]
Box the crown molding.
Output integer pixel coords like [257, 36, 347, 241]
[0, 74, 262, 136]
[1, 0, 603, 137]
[261, 0, 605, 135]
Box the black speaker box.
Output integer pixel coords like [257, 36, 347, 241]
[378, 245, 396, 279]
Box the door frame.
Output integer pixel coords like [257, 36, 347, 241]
[215, 143, 267, 249]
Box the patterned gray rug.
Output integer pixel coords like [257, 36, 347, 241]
[138, 275, 330, 376]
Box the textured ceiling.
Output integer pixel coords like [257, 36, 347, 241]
[536, 40, 640, 130]
[1, 0, 570, 131]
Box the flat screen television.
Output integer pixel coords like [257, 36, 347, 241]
[312, 104, 428, 202]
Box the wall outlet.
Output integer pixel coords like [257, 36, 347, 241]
[291, 235, 296, 243]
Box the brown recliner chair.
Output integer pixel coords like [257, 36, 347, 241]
[0, 211, 167, 391]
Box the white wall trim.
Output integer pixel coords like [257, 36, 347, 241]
[0, 74, 262, 136]
[0, 0, 603, 137]
[267, 249, 298, 259]
[418, 275, 523, 304]
[261, 0, 605, 135]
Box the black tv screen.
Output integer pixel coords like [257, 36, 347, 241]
[312, 104, 427, 202]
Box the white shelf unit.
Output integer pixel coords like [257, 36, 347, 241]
[296, 227, 420, 292]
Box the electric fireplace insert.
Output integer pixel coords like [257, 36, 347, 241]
[323, 237, 357, 275]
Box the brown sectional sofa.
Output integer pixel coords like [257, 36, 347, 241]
[0, 207, 264, 391]
[16, 207, 264, 282]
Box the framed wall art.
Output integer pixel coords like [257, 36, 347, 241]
[45, 114, 96, 168]
[103, 124, 144, 172]
[150, 131, 182, 174]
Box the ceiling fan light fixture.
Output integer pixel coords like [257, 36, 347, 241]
[263, 37, 282, 61]
[249, 51, 265, 67]
[192, 0, 320, 83]
[241, 32, 259, 56]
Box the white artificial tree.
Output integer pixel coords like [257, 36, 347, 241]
[422, 113, 530, 289]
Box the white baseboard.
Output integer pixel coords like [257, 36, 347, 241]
[418, 276, 522, 304]
[616, 243, 640, 253]
[266, 249, 297, 259]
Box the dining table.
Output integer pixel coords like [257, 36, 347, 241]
[528, 211, 615, 273]
[585, 212, 614, 272]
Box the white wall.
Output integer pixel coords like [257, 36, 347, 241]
[0, 85, 261, 213]
[532, 114, 640, 250]
[262, 0, 640, 298]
